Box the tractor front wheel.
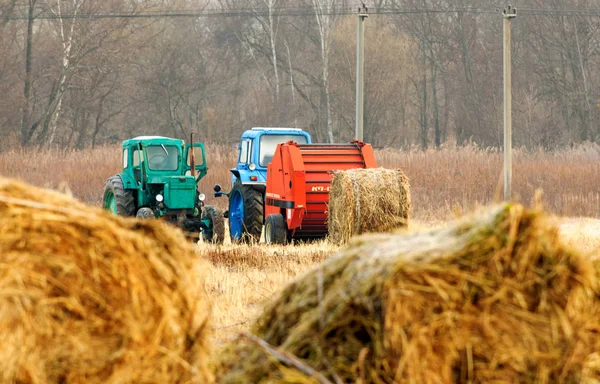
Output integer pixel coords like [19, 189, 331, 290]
[228, 180, 263, 243]
[103, 175, 135, 216]
[265, 214, 288, 245]
[202, 206, 225, 244]
[136, 207, 154, 219]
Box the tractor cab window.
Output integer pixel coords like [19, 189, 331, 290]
[186, 146, 205, 166]
[122, 149, 128, 168]
[132, 148, 143, 184]
[146, 145, 179, 171]
[259, 134, 308, 167]
[239, 139, 251, 164]
[133, 149, 142, 166]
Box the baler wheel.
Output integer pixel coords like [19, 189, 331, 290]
[265, 214, 288, 245]
[102, 175, 135, 216]
[202, 206, 225, 244]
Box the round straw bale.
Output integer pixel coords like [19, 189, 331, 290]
[216, 203, 600, 383]
[0, 178, 212, 384]
[328, 167, 411, 245]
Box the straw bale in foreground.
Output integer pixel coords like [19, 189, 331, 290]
[0, 178, 212, 384]
[217, 203, 600, 383]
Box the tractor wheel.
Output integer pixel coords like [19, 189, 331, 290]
[136, 207, 154, 219]
[202, 206, 225, 244]
[265, 214, 288, 245]
[186, 231, 201, 244]
[228, 180, 263, 243]
[103, 175, 135, 216]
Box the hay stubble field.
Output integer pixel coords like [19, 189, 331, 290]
[201, 216, 600, 348]
[200, 241, 337, 344]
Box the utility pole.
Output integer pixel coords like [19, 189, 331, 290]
[503, 5, 516, 201]
[355, 4, 368, 141]
[20, 0, 36, 146]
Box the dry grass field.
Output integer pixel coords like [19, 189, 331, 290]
[558, 217, 600, 254]
[200, 241, 337, 345]
[2, 143, 600, 220]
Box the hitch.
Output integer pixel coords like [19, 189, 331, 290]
[213, 184, 228, 198]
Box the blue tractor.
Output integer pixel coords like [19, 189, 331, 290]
[214, 128, 312, 242]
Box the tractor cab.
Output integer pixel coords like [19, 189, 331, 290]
[119, 135, 207, 213]
[103, 135, 225, 244]
[120, 136, 207, 187]
[229, 128, 311, 186]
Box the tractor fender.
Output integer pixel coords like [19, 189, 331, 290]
[229, 168, 267, 186]
[118, 172, 139, 190]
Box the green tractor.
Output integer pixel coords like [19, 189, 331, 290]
[102, 135, 225, 243]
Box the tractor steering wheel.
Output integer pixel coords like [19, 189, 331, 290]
[149, 154, 167, 168]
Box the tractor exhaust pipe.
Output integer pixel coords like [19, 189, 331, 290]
[190, 131, 196, 178]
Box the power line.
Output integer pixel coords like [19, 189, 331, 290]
[519, 8, 600, 16]
[0, 6, 502, 21]
[5, 6, 600, 21]
[377, 8, 498, 15]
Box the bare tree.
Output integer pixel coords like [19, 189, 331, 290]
[284, 39, 298, 126]
[43, 0, 82, 147]
[263, 0, 280, 100]
[2, 0, 600, 150]
[0, 0, 17, 27]
[312, 0, 337, 143]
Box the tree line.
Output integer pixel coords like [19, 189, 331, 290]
[0, 0, 599, 150]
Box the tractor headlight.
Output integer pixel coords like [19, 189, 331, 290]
[198, 193, 206, 202]
[156, 194, 164, 202]
[249, 163, 256, 171]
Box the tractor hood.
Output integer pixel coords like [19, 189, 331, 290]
[146, 175, 196, 185]
[149, 175, 197, 209]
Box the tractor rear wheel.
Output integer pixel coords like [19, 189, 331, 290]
[103, 175, 135, 216]
[228, 180, 263, 243]
[202, 205, 225, 244]
[265, 214, 288, 245]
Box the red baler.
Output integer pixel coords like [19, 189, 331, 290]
[264, 140, 377, 244]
